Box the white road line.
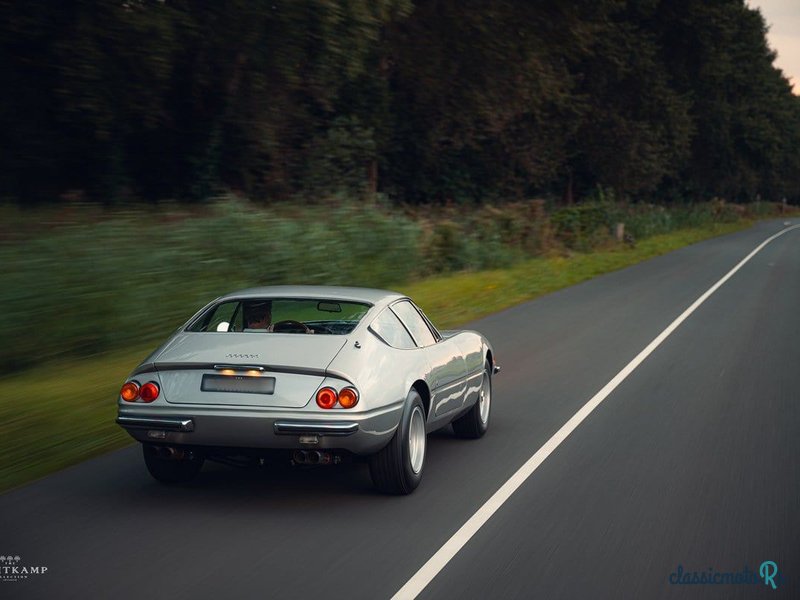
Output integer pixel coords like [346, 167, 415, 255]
[392, 223, 800, 600]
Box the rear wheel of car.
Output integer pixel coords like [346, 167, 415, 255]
[369, 388, 426, 495]
[452, 361, 492, 439]
[143, 445, 204, 484]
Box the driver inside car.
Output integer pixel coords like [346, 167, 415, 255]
[243, 301, 272, 330]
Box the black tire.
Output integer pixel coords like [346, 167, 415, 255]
[369, 389, 426, 495]
[452, 362, 492, 439]
[143, 445, 204, 484]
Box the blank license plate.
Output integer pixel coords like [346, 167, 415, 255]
[201, 374, 275, 394]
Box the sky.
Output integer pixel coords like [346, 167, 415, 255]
[747, 0, 800, 93]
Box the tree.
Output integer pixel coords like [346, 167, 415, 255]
[651, 0, 800, 200]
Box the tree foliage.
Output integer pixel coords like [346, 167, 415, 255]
[1, 0, 798, 204]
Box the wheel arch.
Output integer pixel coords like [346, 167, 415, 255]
[411, 379, 431, 419]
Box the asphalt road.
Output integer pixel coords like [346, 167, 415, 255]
[2, 219, 798, 599]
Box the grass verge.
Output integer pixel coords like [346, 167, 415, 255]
[0, 218, 772, 492]
[400, 221, 752, 328]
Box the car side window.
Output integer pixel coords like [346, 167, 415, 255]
[391, 301, 437, 347]
[370, 308, 416, 349]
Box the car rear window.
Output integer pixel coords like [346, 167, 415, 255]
[187, 299, 371, 335]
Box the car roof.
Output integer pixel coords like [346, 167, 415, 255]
[218, 285, 405, 305]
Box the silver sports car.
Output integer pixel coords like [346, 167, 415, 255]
[116, 286, 499, 494]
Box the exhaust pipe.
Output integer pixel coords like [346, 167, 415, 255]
[164, 446, 186, 460]
[309, 451, 333, 465]
[292, 450, 335, 465]
[156, 447, 185, 460]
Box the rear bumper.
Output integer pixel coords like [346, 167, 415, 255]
[116, 403, 402, 455]
[117, 416, 195, 432]
[273, 420, 359, 436]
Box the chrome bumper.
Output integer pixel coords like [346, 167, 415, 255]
[116, 416, 195, 432]
[273, 421, 358, 436]
[116, 403, 402, 455]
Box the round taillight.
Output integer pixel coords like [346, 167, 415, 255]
[338, 387, 359, 409]
[139, 381, 160, 403]
[316, 387, 338, 409]
[120, 382, 139, 402]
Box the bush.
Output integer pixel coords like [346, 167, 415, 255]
[551, 203, 614, 250]
[1, 196, 779, 373]
[0, 199, 420, 372]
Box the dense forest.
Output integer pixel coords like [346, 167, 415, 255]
[2, 0, 799, 205]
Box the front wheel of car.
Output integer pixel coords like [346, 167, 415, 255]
[452, 361, 492, 439]
[143, 445, 204, 484]
[369, 388, 426, 495]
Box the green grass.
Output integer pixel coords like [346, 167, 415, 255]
[0, 218, 761, 493]
[401, 221, 751, 328]
[1, 198, 790, 374]
[0, 347, 148, 491]
[0, 199, 423, 373]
